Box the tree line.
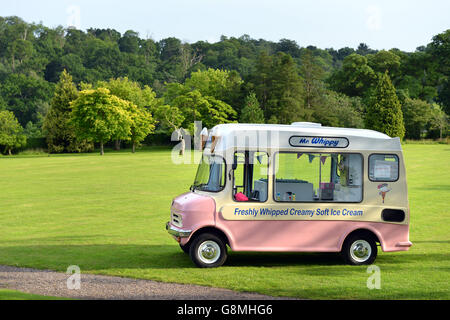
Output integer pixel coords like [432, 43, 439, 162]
[0, 16, 448, 155]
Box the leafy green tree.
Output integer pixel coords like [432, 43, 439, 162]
[126, 103, 155, 153]
[96, 77, 158, 150]
[154, 104, 185, 133]
[7, 39, 34, 72]
[162, 69, 240, 131]
[240, 93, 264, 123]
[401, 97, 432, 139]
[428, 104, 448, 140]
[185, 68, 243, 107]
[367, 50, 401, 79]
[0, 110, 26, 155]
[171, 90, 236, 131]
[98, 77, 158, 111]
[328, 53, 377, 97]
[250, 52, 308, 123]
[365, 71, 405, 139]
[0, 73, 54, 127]
[313, 90, 364, 128]
[396, 50, 439, 102]
[276, 39, 302, 58]
[267, 52, 308, 123]
[70, 88, 133, 155]
[158, 37, 184, 82]
[428, 30, 450, 113]
[118, 30, 140, 54]
[43, 70, 93, 153]
[428, 30, 450, 76]
[250, 52, 273, 115]
[300, 49, 326, 109]
[356, 43, 377, 56]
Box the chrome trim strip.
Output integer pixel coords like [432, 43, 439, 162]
[166, 222, 192, 238]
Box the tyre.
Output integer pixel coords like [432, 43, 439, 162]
[189, 233, 227, 268]
[180, 243, 190, 254]
[341, 233, 377, 265]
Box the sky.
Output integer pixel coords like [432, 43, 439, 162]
[1, 0, 449, 52]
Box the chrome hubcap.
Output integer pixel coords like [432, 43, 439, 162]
[198, 241, 220, 264]
[350, 240, 371, 262]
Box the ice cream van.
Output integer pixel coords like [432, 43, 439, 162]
[166, 123, 412, 268]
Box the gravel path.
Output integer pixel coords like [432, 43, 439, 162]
[0, 265, 290, 300]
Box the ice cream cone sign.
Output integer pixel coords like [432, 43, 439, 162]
[378, 183, 391, 203]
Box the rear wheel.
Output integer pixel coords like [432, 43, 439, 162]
[341, 234, 377, 265]
[189, 233, 227, 268]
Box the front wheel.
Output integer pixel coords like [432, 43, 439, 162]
[341, 234, 377, 265]
[180, 243, 190, 254]
[189, 233, 227, 268]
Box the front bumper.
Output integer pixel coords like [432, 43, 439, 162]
[166, 222, 192, 238]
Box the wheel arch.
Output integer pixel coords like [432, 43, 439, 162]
[187, 226, 231, 247]
[339, 228, 382, 251]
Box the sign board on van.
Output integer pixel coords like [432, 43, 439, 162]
[289, 136, 349, 148]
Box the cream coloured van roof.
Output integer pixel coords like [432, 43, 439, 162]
[210, 123, 402, 152]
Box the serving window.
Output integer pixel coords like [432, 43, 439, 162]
[233, 151, 269, 202]
[369, 154, 399, 182]
[274, 152, 363, 203]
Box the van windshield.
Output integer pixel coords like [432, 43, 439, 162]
[191, 155, 226, 192]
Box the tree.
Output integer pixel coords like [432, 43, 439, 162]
[0, 110, 26, 155]
[184, 68, 243, 108]
[428, 104, 448, 140]
[328, 53, 377, 97]
[0, 73, 54, 127]
[179, 43, 204, 78]
[276, 39, 301, 58]
[250, 52, 274, 115]
[428, 30, 450, 113]
[401, 97, 432, 139]
[126, 103, 155, 153]
[267, 52, 308, 123]
[313, 90, 364, 128]
[250, 52, 308, 123]
[7, 39, 34, 72]
[70, 88, 133, 155]
[356, 43, 377, 56]
[96, 77, 158, 150]
[154, 104, 185, 133]
[159, 37, 184, 82]
[428, 30, 450, 76]
[365, 71, 405, 139]
[162, 70, 240, 131]
[118, 30, 140, 54]
[367, 50, 401, 78]
[240, 93, 264, 123]
[43, 70, 93, 153]
[300, 49, 326, 109]
[171, 90, 236, 131]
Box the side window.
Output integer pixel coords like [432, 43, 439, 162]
[369, 154, 399, 182]
[233, 151, 269, 202]
[274, 152, 363, 202]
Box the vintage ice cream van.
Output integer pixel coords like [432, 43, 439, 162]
[166, 123, 412, 268]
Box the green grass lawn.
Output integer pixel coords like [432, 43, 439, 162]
[0, 289, 67, 300]
[0, 145, 449, 299]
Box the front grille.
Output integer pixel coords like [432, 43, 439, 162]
[171, 211, 182, 228]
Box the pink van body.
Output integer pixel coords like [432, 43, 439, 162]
[169, 192, 411, 253]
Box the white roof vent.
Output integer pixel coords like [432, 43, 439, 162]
[291, 122, 322, 128]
